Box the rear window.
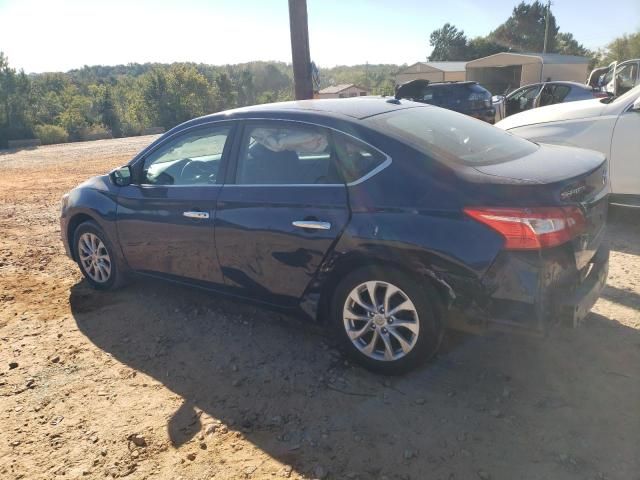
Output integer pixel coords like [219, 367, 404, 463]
[365, 106, 538, 165]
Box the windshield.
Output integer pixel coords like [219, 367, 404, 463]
[366, 106, 538, 165]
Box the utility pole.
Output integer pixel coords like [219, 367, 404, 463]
[288, 0, 314, 100]
[543, 0, 551, 53]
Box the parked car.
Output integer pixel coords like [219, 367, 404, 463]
[61, 98, 609, 373]
[493, 81, 606, 122]
[395, 80, 495, 123]
[497, 84, 640, 207]
[591, 59, 640, 97]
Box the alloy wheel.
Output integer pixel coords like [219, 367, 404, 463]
[78, 232, 112, 283]
[343, 280, 420, 361]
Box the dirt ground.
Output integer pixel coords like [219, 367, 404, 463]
[0, 136, 639, 480]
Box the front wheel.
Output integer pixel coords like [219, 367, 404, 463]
[331, 267, 444, 374]
[73, 221, 126, 290]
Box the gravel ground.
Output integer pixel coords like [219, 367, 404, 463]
[0, 136, 639, 480]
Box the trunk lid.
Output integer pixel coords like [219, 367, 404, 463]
[468, 144, 608, 269]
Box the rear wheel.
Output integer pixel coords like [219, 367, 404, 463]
[331, 267, 444, 374]
[73, 221, 126, 290]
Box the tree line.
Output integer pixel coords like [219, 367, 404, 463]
[0, 57, 399, 148]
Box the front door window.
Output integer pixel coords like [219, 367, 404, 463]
[143, 126, 231, 186]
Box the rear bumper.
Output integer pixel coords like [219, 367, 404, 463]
[556, 244, 609, 327]
[448, 243, 609, 335]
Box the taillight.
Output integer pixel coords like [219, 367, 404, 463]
[464, 207, 586, 250]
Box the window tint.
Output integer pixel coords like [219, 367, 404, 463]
[550, 85, 570, 104]
[507, 85, 540, 114]
[510, 85, 540, 101]
[236, 123, 340, 185]
[419, 86, 450, 106]
[366, 106, 538, 165]
[540, 84, 571, 106]
[420, 86, 435, 102]
[334, 133, 387, 183]
[616, 62, 639, 95]
[143, 126, 230, 185]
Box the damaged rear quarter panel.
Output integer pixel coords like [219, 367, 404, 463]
[301, 140, 507, 321]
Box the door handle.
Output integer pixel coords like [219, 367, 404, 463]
[183, 211, 210, 220]
[292, 220, 331, 230]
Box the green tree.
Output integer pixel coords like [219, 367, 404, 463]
[555, 32, 591, 56]
[215, 72, 235, 110]
[0, 52, 35, 146]
[428, 23, 470, 61]
[467, 37, 504, 59]
[99, 85, 121, 137]
[58, 85, 91, 140]
[600, 30, 640, 65]
[141, 64, 219, 130]
[236, 70, 255, 106]
[489, 1, 558, 53]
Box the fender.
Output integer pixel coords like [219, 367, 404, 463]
[61, 175, 121, 260]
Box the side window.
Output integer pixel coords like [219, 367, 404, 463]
[616, 63, 639, 95]
[334, 133, 387, 184]
[511, 85, 538, 101]
[236, 123, 339, 185]
[538, 84, 555, 106]
[509, 85, 540, 112]
[551, 85, 570, 103]
[142, 126, 230, 186]
[420, 86, 435, 102]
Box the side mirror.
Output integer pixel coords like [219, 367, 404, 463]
[109, 165, 132, 186]
[631, 97, 640, 112]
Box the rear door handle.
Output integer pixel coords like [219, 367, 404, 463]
[292, 220, 331, 230]
[183, 211, 210, 220]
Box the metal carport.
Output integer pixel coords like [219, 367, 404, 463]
[466, 53, 589, 94]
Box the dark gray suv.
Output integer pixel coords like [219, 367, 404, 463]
[395, 80, 496, 123]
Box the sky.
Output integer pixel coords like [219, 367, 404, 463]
[0, 0, 638, 73]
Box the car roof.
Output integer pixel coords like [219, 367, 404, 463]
[198, 97, 420, 122]
[516, 81, 590, 90]
[544, 81, 591, 89]
[428, 81, 478, 87]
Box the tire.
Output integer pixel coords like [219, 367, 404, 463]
[330, 266, 444, 375]
[72, 221, 127, 290]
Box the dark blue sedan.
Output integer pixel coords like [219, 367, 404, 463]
[60, 98, 609, 373]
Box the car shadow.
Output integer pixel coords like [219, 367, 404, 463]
[70, 274, 640, 478]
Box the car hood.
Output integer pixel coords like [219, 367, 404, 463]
[496, 98, 607, 130]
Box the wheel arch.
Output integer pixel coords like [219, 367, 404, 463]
[66, 212, 100, 261]
[312, 252, 455, 324]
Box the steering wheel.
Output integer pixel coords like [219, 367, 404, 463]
[180, 160, 216, 184]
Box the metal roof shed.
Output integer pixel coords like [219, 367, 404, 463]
[465, 52, 589, 94]
[396, 62, 467, 85]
